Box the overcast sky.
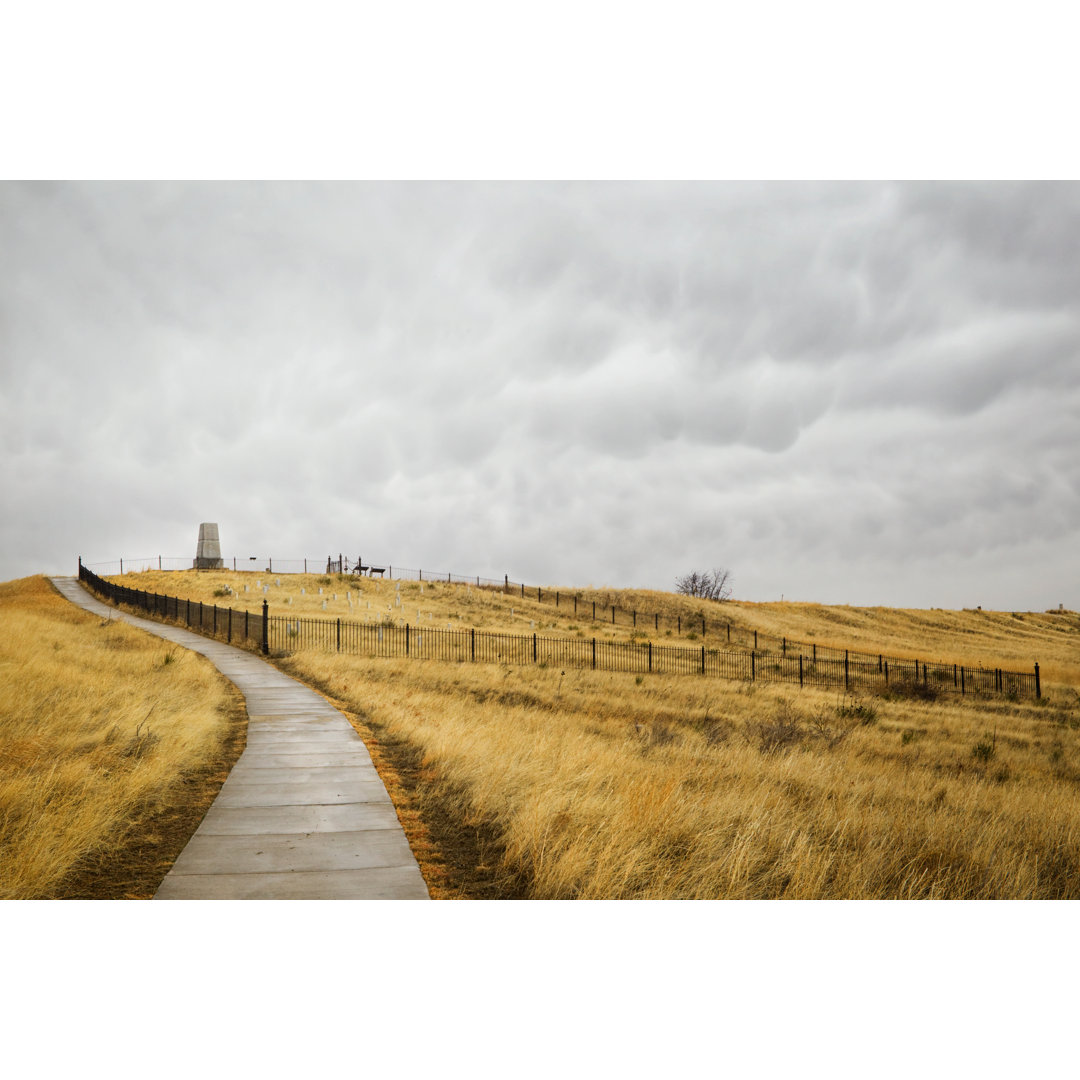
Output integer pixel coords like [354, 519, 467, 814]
[1, 180, 1077, 610]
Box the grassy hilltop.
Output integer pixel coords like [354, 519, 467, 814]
[103, 570, 1080, 899]
[5, 569, 1079, 898]
[105, 567, 1079, 683]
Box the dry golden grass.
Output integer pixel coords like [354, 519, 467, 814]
[112, 568, 629, 639]
[0, 576, 243, 898]
[277, 651, 1080, 898]
[110, 568, 1077, 687]
[103, 568, 1080, 899]
[728, 600, 1080, 687]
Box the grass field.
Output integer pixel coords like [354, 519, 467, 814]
[103, 569, 1080, 899]
[104, 567, 1076, 681]
[0, 576, 246, 898]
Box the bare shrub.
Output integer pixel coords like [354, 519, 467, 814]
[675, 568, 733, 602]
[972, 732, 997, 762]
[635, 720, 677, 750]
[836, 695, 878, 725]
[702, 719, 730, 746]
[746, 701, 804, 754]
[808, 710, 852, 750]
[878, 680, 940, 703]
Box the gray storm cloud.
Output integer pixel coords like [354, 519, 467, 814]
[1, 180, 1077, 610]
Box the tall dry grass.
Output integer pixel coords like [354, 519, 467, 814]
[276, 650, 1080, 898]
[102, 568, 1080, 898]
[0, 577, 241, 898]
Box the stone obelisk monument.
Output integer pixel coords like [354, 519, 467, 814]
[194, 522, 224, 569]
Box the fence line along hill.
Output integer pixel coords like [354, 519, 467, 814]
[78, 562, 1056, 701]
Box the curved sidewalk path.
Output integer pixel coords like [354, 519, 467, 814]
[51, 577, 430, 900]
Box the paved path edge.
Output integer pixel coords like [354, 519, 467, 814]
[49, 576, 430, 900]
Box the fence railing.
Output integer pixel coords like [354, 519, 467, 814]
[81, 554, 505, 585]
[77, 562, 1041, 700]
[87, 556, 1033, 679]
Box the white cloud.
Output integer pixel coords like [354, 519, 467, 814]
[1, 181, 1077, 610]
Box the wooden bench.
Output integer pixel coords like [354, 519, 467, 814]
[369, 565, 386, 578]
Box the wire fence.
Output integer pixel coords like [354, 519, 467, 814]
[82, 554, 506, 585]
[87, 555, 1028, 675]
[78, 562, 1041, 700]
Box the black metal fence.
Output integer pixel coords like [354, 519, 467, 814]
[80, 563, 267, 652]
[78, 561, 1040, 700]
[85, 556, 1042, 682]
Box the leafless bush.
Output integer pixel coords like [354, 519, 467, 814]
[745, 702, 804, 754]
[808, 710, 853, 750]
[635, 721, 677, 750]
[702, 719, 730, 746]
[744, 701, 853, 754]
[675, 568, 733, 603]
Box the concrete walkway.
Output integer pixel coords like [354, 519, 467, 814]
[50, 577, 430, 900]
